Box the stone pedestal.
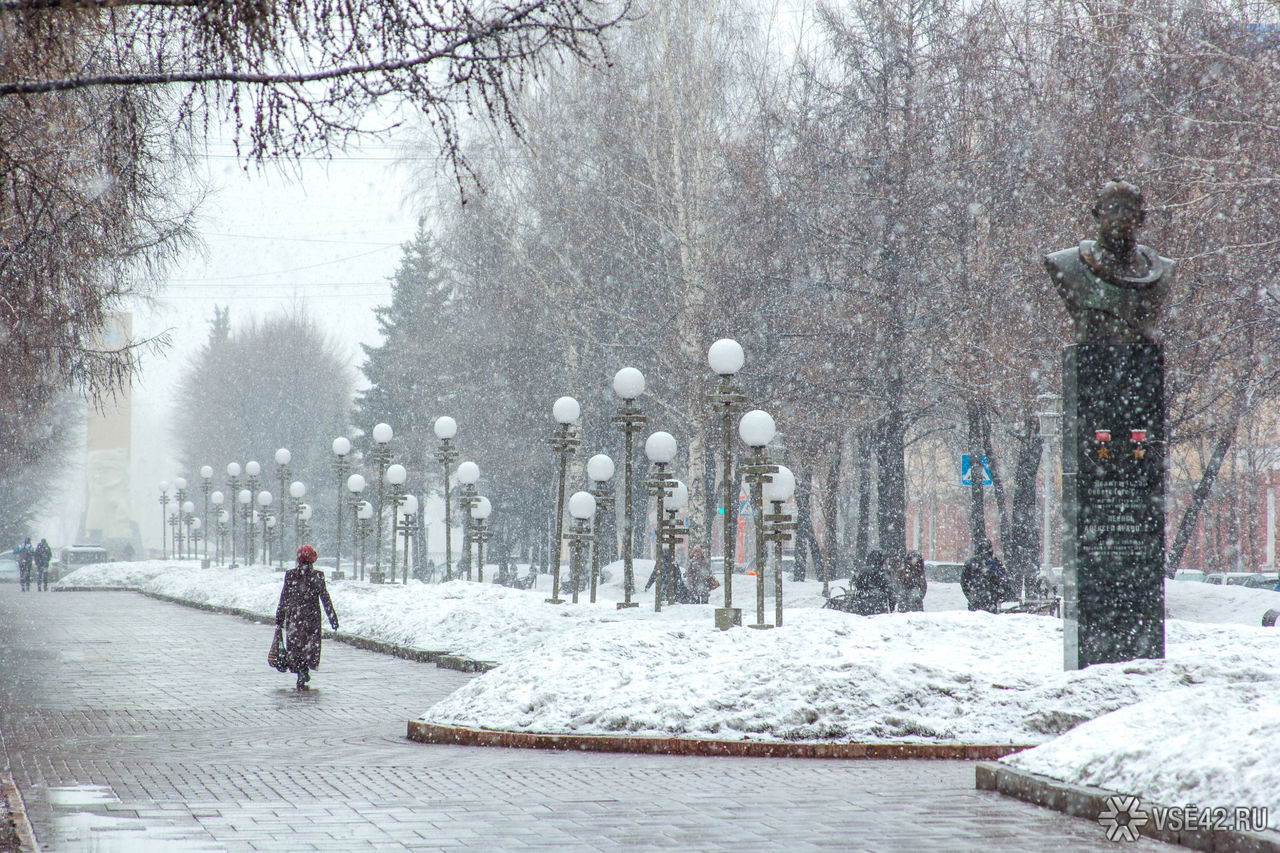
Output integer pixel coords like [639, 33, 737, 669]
[1062, 343, 1165, 670]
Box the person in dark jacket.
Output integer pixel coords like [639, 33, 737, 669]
[33, 539, 52, 591]
[962, 538, 1004, 613]
[898, 550, 927, 612]
[16, 539, 33, 592]
[275, 545, 339, 689]
[852, 550, 892, 615]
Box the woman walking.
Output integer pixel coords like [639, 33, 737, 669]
[275, 545, 339, 689]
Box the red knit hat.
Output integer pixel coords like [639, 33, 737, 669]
[296, 545, 318, 565]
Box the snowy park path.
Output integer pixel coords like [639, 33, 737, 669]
[0, 586, 1169, 851]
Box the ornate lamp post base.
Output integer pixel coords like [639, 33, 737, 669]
[714, 607, 742, 629]
[369, 570, 386, 584]
[748, 621, 774, 631]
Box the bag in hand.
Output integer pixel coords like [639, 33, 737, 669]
[268, 627, 291, 672]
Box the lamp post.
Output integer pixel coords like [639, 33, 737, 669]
[299, 503, 313, 544]
[200, 466, 213, 562]
[586, 454, 615, 604]
[644, 431, 677, 612]
[763, 465, 797, 628]
[346, 473, 367, 580]
[565, 491, 595, 604]
[385, 463, 407, 584]
[217, 510, 229, 565]
[174, 478, 189, 559]
[289, 481, 306, 555]
[244, 461, 261, 563]
[257, 491, 273, 565]
[357, 500, 373, 576]
[434, 417, 460, 581]
[456, 461, 480, 581]
[191, 517, 202, 561]
[332, 437, 351, 579]
[238, 488, 253, 565]
[1037, 393, 1062, 600]
[399, 493, 419, 583]
[547, 396, 581, 605]
[469, 496, 493, 584]
[168, 510, 181, 559]
[740, 409, 779, 630]
[274, 449, 291, 569]
[611, 368, 646, 610]
[210, 491, 225, 564]
[182, 500, 195, 559]
[662, 480, 690, 606]
[158, 482, 171, 559]
[264, 515, 276, 564]
[370, 423, 394, 583]
[708, 339, 746, 630]
[226, 463, 241, 567]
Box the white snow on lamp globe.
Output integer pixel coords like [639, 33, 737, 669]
[400, 494, 419, 515]
[457, 461, 479, 485]
[372, 422, 393, 444]
[553, 395, 581, 424]
[612, 367, 645, 401]
[238, 489, 252, 504]
[763, 464, 796, 503]
[347, 473, 366, 493]
[182, 500, 195, 514]
[266, 516, 276, 529]
[587, 454, 615, 483]
[275, 448, 291, 466]
[708, 338, 745, 377]
[471, 495, 493, 520]
[644, 431, 677, 464]
[386, 463, 407, 485]
[567, 491, 596, 520]
[210, 491, 224, 506]
[200, 465, 213, 480]
[226, 462, 241, 477]
[191, 517, 202, 530]
[739, 409, 776, 448]
[666, 479, 689, 511]
[290, 481, 306, 499]
[433, 416, 458, 440]
[175, 477, 188, 490]
[218, 510, 229, 523]
[159, 480, 169, 493]
[301, 504, 313, 521]
[257, 491, 273, 507]
[332, 436, 351, 457]
[245, 460, 260, 477]
[357, 501, 373, 520]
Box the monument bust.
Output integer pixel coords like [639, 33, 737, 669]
[1044, 180, 1174, 344]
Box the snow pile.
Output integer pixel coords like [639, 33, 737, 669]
[420, 610, 1280, 744]
[1004, 682, 1280, 830]
[1165, 579, 1279, 626]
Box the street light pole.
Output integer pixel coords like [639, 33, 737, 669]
[257, 491, 273, 565]
[275, 449, 291, 569]
[209, 491, 225, 564]
[663, 480, 690, 606]
[200, 467, 213, 562]
[470, 496, 492, 583]
[456, 462, 479, 581]
[611, 368, 646, 610]
[763, 465, 797, 628]
[434, 417, 459, 582]
[158, 482, 170, 559]
[174, 478, 189, 559]
[565, 491, 595, 605]
[586, 455, 615, 605]
[644, 431, 678, 612]
[245, 461, 261, 565]
[740, 409, 779, 631]
[226, 463, 241, 567]
[708, 339, 746, 630]
[386, 463, 407, 584]
[399, 494, 419, 583]
[182, 500, 195, 560]
[347, 474, 366, 581]
[370, 423, 394, 584]
[357, 500, 373, 577]
[289, 481, 306, 557]
[547, 396, 582, 605]
[332, 437, 351, 579]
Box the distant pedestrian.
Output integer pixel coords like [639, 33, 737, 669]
[686, 547, 713, 604]
[34, 539, 52, 591]
[274, 545, 339, 690]
[898, 550, 927, 612]
[851, 549, 892, 615]
[15, 539, 33, 592]
[962, 538, 1005, 614]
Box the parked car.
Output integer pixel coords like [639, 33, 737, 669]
[54, 545, 111, 580]
[0, 555, 17, 583]
[1203, 572, 1260, 586]
[1172, 569, 1205, 582]
[1240, 573, 1280, 591]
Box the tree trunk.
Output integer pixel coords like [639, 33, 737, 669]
[980, 406, 1011, 558]
[1008, 415, 1043, 594]
[853, 432, 872, 572]
[794, 463, 821, 581]
[822, 443, 842, 584]
[875, 408, 907, 566]
[967, 401, 987, 552]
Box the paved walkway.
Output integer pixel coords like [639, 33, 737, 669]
[0, 585, 1167, 851]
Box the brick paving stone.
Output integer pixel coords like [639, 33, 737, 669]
[0, 585, 1174, 851]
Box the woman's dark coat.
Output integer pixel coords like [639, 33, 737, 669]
[275, 566, 338, 669]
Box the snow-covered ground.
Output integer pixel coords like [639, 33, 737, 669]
[57, 559, 1280, 825]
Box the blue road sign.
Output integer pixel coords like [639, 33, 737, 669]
[961, 454, 993, 487]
